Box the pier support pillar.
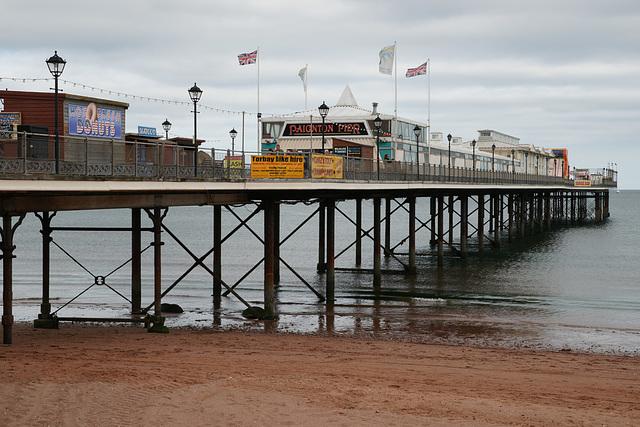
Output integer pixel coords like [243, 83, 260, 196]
[508, 194, 514, 243]
[500, 195, 505, 231]
[34, 212, 58, 329]
[488, 194, 494, 233]
[326, 199, 335, 302]
[519, 193, 526, 239]
[478, 194, 485, 252]
[545, 192, 551, 231]
[604, 191, 610, 219]
[317, 200, 326, 272]
[2, 214, 25, 344]
[529, 194, 536, 236]
[493, 194, 500, 248]
[408, 197, 416, 273]
[355, 198, 362, 265]
[538, 193, 544, 232]
[274, 202, 281, 284]
[263, 200, 276, 319]
[448, 196, 454, 245]
[385, 198, 392, 257]
[571, 192, 576, 223]
[460, 196, 468, 258]
[131, 208, 142, 314]
[373, 197, 382, 287]
[430, 196, 436, 245]
[437, 196, 444, 266]
[595, 192, 602, 223]
[213, 205, 222, 306]
[148, 207, 168, 333]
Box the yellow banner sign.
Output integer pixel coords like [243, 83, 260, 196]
[574, 180, 592, 187]
[224, 156, 243, 178]
[311, 154, 343, 179]
[251, 155, 304, 178]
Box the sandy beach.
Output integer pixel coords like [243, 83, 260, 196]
[1, 323, 638, 426]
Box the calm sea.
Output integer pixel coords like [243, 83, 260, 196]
[6, 190, 639, 356]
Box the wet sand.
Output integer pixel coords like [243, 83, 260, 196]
[1, 323, 639, 426]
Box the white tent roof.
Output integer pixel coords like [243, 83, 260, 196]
[335, 85, 358, 107]
[261, 85, 424, 125]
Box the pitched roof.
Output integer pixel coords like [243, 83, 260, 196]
[335, 85, 358, 107]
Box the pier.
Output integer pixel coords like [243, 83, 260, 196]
[0, 138, 615, 344]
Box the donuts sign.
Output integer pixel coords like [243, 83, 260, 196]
[68, 103, 122, 138]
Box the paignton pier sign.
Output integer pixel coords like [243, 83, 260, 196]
[282, 122, 369, 137]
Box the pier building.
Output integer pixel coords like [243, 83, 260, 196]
[260, 86, 565, 177]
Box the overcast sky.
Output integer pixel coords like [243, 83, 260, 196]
[2, 0, 639, 187]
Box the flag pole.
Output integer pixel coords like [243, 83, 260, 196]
[257, 47, 261, 153]
[393, 41, 398, 142]
[305, 64, 308, 111]
[310, 114, 313, 153]
[427, 59, 431, 165]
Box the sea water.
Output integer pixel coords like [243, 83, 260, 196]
[5, 190, 639, 356]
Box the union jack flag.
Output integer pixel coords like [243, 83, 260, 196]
[238, 50, 258, 66]
[405, 61, 428, 78]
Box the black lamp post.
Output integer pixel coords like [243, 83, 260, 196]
[374, 114, 382, 180]
[46, 51, 66, 174]
[318, 101, 329, 153]
[161, 119, 171, 175]
[188, 83, 203, 177]
[491, 144, 496, 172]
[511, 149, 515, 175]
[536, 154, 539, 175]
[229, 128, 238, 156]
[447, 133, 452, 179]
[471, 139, 476, 181]
[524, 152, 529, 175]
[553, 158, 557, 177]
[414, 125, 421, 180]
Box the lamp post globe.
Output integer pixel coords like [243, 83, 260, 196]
[46, 51, 66, 174]
[188, 83, 203, 177]
[188, 83, 203, 103]
[318, 101, 329, 153]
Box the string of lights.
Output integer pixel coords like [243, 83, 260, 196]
[0, 76, 261, 118]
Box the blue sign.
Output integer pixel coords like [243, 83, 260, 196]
[138, 126, 157, 137]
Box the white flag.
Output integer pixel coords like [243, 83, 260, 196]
[298, 66, 307, 91]
[378, 45, 394, 75]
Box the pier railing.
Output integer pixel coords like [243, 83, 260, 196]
[0, 131, 617, 187]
